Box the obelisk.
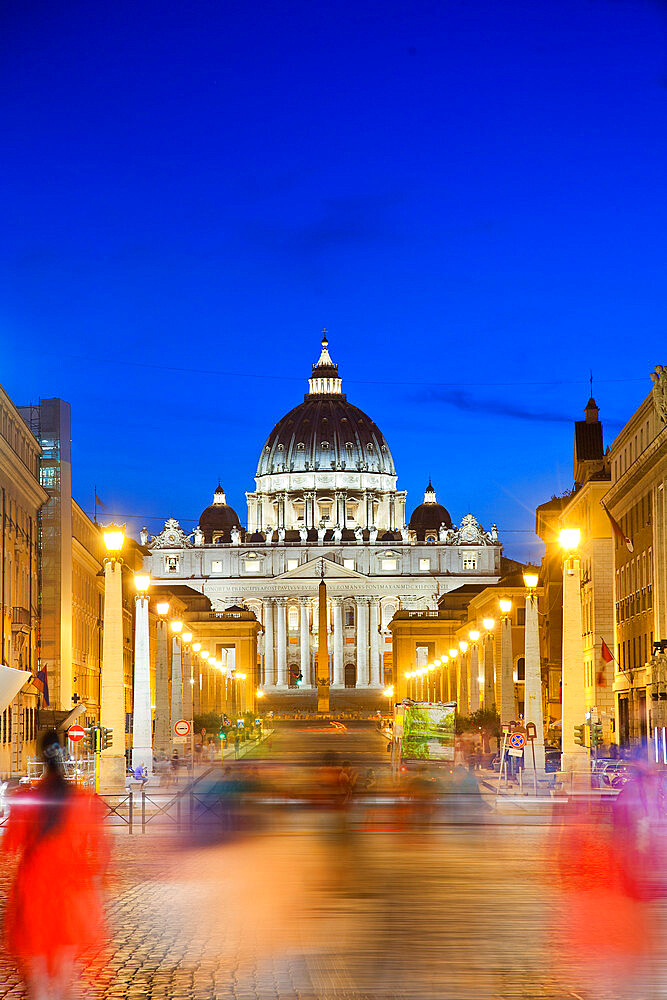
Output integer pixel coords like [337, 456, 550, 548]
[317, 562, 330, 714]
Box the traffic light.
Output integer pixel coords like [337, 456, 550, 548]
[574, 723, 586, 747]
[296, 671, 303, 688]
[591, 722, 603, 747]
[100, 727, 113, 750]
[84, 726, 97, 752]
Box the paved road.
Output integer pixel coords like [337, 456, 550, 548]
[0, 723, 665, 1000]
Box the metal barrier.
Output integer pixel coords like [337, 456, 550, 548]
[98, 792, 134, 834]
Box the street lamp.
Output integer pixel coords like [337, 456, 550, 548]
[468, 630, 481, 712]
[156, 601, 170, 617]
[182, 631, 193, 644]
[523, 568, 539, 591]
[560, 526, 588, 777]
[99, 523, 127, 792]
[170, 620, 183, 634]
[459, 640, 468, 653]
[132, 570, 152, 776]
[192, 642, 201, 653]
[523, 566, 545, 782]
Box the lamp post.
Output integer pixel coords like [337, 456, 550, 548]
[181, 631, 194, 771]
[131, 572, 153, 777]
[99, 523, 127, 793]
[560, 528, 589, 776]
[468, 631, 481, 713]
[523, 569, 545, 780]
[499, 599, 514, 725]
[439, 656, 449, 701]
[482, 618, 495, 710]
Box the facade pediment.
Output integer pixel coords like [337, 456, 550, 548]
[276, 556, 368, 581]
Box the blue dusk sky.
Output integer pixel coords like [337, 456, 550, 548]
[1, 0, 666, 562]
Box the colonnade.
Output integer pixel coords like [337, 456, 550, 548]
[403, 640, 497, 711]
[261, 595, 383, 688]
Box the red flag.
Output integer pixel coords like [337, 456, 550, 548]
[596, 639, 614, 687]
[94, 492, 105, 508]
[600, 639, 614, 664]
[601, 503, 633, 553]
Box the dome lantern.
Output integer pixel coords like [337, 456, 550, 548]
[308, 331, 343, 396]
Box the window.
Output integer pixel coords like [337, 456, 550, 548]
[346, 501, 358, 522]
[211, 560, 222, 573]
[287, 558, 298, 571]
[288, 606, 299, 630]
[383, 603, 396, 627]
[343, 559, 355, 571]
[517, 607, 525, 626]
[293, 501, 305, 523]
[462, 552, 477, 571]
[381, 558, 397, 571]
[244, 559, 260, 573]
[425, 533, 436, 543]
[319, 502, 332, 522]
[166, 556, 179, 573]
[419, 558, 431, 571]
[344, 606, 355, 626]
[515, 657, 525, 681]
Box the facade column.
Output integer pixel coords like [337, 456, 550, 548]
[131, 595, 152, 775]
[561, 548, 588, 773]
[304, 492, 315, 531]
[483, 634, 495, 710]
[183, 645, 193, 730]
[275, 597, 287, 687]
[332, 598, 344, 687]
[356, 597, 370, 687]
[99, 559, 126, 793]
[154, 618, 170, 757]
[170, 637, 183, 748]
[263, 599, 274, 687]
[458, 652, 469, 714]
[500, 615, 514, 724]
[193, 652, 201, 716]
[299, 597, 310, 687]
[369, 600, 381, 686]
[389, 496, 396, 530]
[469, 644, 480, 713]
[524, 591, 545, 777]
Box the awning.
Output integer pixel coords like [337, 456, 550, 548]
[0, 664, 33, 715]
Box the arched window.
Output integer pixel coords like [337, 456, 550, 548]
[515, 657, 525, 681]
[344, 604, 355, 627]
[288, 606, 299, 631]
[344, 663, 356, 688]
[382, 603, 396, 628]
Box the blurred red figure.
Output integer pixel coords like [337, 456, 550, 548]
[2, 729, 109, 1000]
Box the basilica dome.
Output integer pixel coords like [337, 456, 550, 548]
[409, 481, 452, 540]
[199, 484, 241, 543]
[256, 337, 396, 478]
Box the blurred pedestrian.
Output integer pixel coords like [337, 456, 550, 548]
[2, 729, 109, 1000]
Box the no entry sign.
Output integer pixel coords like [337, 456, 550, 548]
[68, 724, 85, 742]
[174, 719, 191, 737]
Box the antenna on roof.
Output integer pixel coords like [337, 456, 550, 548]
[590, 370, 593, 398]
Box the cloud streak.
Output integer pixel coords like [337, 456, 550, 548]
[411, 388, 572, 424]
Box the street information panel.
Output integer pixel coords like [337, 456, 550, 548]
[401, 701, 456, 761]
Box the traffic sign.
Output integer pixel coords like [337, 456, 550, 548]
[174, 719, 191, 737]
[508, 748, 524, 758]
[237, 720, 245, 729]
[509, 732, 526, 750]
[201, 728, 206, 736]
[68, 724, 85, 742]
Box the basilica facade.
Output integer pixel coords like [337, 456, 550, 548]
[144, 337, 503, 699]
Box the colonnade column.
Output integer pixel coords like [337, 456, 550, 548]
[458, 653, 469, 714]
[263, 599, 274, 687]
[332, 598, 344, 687]
[356, 597, 370, 687]
[131, 594, 152, 775]
[276, 597, 287, 687]
[524, 591, 545, 777]
[483, 634, 495, 710]
[500, 615, 514, 724]
[193, 653, 201, 716]
[469, 644, 480, 712]
[154, 617, 171, 757]
[299, 597, 310, 687]
[183, 645, 193, 730]
[170, 637, 183, 747]
[369, 600, 381, 686]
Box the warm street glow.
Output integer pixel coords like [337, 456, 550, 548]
[256, 689, 264, 698]
[155, 601, 170, 616]
[182, 631, 193, 643]
[559, 527, 581, 551]
[103, 523, 126, 552]
[170, 620, 183, 633]
[441, 655, 449, 664]
[499, 598, 512, 614]
[433, 659, 441, 667]
[192, 642, 201, 652]
[200, 650, 209, 660]
[469, 629, 480, 641]
[458, 640, 468, 652]
[448, 648, 457, 658]
[383, 685, 394, 697]
[483, 617, 495, 631]
[523, 569, 539, 589]
[133, 572, 150, 592]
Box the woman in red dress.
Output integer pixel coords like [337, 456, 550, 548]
[3, 729, 109, 1000]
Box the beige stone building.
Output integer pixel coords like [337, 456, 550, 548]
[0, 384, 47, 777]
[604, 366, 667, 745]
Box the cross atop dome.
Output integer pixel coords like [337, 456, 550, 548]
[309, 330, 343, 395]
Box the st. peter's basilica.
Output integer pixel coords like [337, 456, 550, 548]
[144, 337, 502, 700]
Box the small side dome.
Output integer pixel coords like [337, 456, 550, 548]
[409, 480, 452, 540]
[199, 483, 241, 543]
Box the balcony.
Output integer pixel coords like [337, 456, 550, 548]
[12, 607, 31, 632]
